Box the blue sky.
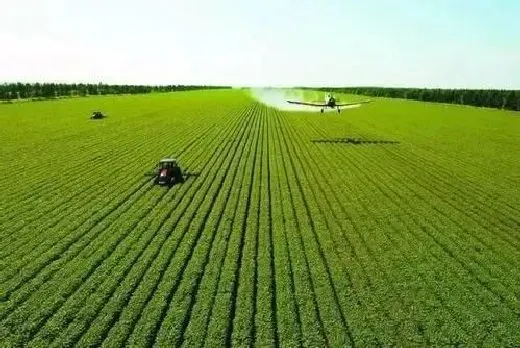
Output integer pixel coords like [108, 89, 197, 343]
[1, 0, 519, 88]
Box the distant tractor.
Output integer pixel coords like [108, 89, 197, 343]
[154, 158, 184, 186]
[90, 111, 106, 119]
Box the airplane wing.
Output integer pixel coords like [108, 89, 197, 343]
[286, 100, 327, 107]
[336, 100, 372, 107]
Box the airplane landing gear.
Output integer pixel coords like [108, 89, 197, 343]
[337, 108, 341, 113]
[320, 109, 324, 113]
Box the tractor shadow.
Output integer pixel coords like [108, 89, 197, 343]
[143, 171, 201, 189]
[311, 137, 400, 145]
[143, 171, 201, 181]
[183, 171, 201, 180]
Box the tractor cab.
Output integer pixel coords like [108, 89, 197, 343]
[155, 158, 184, 186]
[159, 158, 177, 169]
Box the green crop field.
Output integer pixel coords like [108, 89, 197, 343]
[0, 89, 519, 347]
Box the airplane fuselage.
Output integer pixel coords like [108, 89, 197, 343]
[319, 96, 341, 113]
[326, 96, 337, 108]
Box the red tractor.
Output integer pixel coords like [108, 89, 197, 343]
[154, 158, 184, 186]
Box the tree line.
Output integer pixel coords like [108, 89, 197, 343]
[310, 87, 520, 111]
[0, 83, 229, 100]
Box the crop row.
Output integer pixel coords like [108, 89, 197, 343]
[1, 93, 519, 346]
[0, 99, 251, 346]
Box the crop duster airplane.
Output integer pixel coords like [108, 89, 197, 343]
[286, 94, 371, 113]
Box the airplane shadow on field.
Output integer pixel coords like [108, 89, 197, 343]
[311, 137, 400, 145]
